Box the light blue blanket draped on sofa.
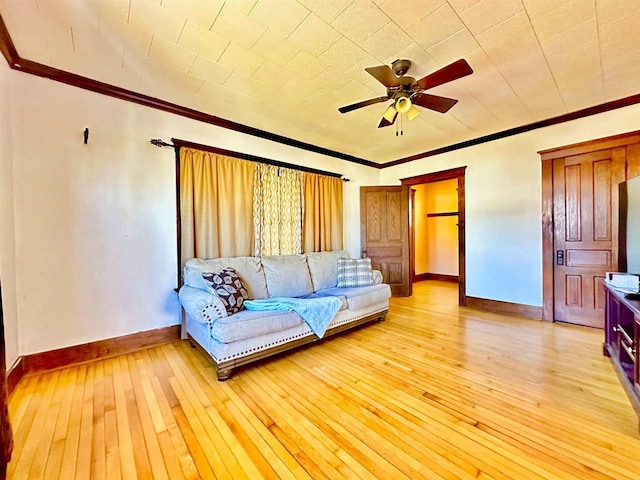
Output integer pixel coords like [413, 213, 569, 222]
[244, 296, 343, 338]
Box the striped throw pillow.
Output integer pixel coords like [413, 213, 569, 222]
[336, 258, 373, 288]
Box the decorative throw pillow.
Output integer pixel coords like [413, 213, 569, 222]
[202, 268, 248, 315]
[336, 257, 373, 288]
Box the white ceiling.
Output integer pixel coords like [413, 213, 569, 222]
[1, 0, 640, 164]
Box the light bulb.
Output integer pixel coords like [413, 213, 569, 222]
[395, 96, 412, 114]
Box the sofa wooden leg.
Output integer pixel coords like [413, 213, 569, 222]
[217, 369, 233, 381]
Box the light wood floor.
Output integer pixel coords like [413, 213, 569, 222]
[7, 281, 640, 479]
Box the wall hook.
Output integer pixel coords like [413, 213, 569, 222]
[83, 128, 89, 144]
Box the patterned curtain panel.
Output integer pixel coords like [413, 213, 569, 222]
[303, 173, 344, 252]
[253, 163, 280, 257]
[278, 167, 304, 255]
[180, 148, 255, 266]
[253, 164, 303, 256]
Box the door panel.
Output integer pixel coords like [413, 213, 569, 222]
[361, 186, 411, 297]
[553, 149, 625, 327]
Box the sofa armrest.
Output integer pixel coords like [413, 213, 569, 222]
[178, 285, 228, 324]
[371, 269, 383, 285]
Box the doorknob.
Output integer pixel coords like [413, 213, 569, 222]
[556, 250, 564, 266]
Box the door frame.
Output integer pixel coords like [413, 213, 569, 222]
[540, 130, 640, 322]
[401, 166, 467, 306]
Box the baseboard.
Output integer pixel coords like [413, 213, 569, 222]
[414, 273, 459, 283]
[6, 357, 24, 396]
[466, 296, 542, 320]
[19, 324, 181, 376]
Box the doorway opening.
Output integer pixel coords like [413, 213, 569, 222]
[401, 167, 466, 306]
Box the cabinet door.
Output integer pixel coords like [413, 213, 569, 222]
[635, 315, 640, 386]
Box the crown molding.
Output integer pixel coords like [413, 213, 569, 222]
[2, 12, 640, 171]
[0, 14, 378, 169]
[384, 93, 640, 168]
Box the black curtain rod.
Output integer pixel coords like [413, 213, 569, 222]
[150, 137, 349, 181]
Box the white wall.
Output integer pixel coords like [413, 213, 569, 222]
[8, 72, 379, 355]
[381, 104, 640, 307]
[7, 63, 640, 356]
[0, 59, 20, 368]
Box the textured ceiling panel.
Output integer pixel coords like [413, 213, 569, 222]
[1, 0, 639, 164]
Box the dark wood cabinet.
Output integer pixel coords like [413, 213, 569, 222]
[604, 284, 640, 430]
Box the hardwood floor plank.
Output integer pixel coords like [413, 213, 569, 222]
[144, 349, 199, 480]
[10, 374, 55, 479]
[90, 361, 106, 480]
[103, 358, 122, 480]
[168, 376, 234, 480]
[21, 371, 61, 480]
[127, 354, 169, 480]
[165, 348, 245, 480]
[111, 356, 139, 480]
[6, 281, 640, 479]
[75, 362, 96, 480]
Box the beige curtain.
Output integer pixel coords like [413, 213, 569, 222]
[253, 163, 303, 256]
[180, 148, 255, 266]
[303, 173, 344, 252]
[180, 145, 344, 266]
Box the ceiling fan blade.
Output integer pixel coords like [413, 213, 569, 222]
[338, 96, 389, 114]
[365, 65, 401, 87]
[378, 112, 397, 128]
[416, 59, 473, 90]
[413, 93, 459, 113]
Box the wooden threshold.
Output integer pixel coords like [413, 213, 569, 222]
[414, 273, 459, 283]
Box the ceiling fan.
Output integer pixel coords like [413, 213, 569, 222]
[338, 58, 473, 128]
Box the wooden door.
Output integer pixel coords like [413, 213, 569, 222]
[360, 186, 411, 296]
[552, 150, 626, 327]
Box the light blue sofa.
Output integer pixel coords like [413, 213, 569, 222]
[178, 250, 391, 380]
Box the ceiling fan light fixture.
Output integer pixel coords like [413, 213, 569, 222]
[395, 96, 412, 114]
[382, 105, 397, 122]
[407, 105, 420, 121]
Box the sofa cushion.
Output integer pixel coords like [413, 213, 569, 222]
[184, 257, 268, 299]
[202, 268, 248, 315]
[298, 292, 347, 311]
[210, 309, 304, 343]
[336, 257, 373, 288]
[306, 250, 350, 291]
[315, 284, 391, 311]
[262, 254, 313, 298]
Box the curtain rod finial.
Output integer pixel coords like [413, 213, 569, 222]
[150, 138, 174, 148]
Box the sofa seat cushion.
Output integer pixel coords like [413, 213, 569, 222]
[262, 254, 313, 298]
[306, 250, 350, 291]
[185, 257, 268, 300]
[210, 309, 304, 343]
[298, 292, 347, 311]
[315, 284, 391, 311]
